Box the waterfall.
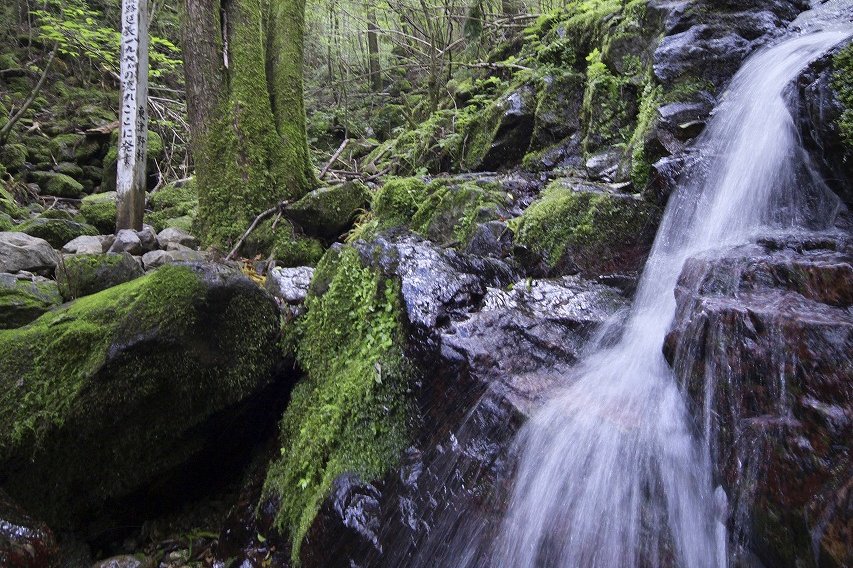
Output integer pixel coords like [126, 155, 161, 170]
[487, 25, 852, 568]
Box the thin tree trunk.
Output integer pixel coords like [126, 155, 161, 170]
[367, 4, 381, 92]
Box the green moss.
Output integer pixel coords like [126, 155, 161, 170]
[30, 171, 85, 198]
[262, 247, 411, 563]
[147, 182, 198, 232]
[0, 264, 281, 526]
[0, 183, 26, 220]
[0, 142, 27, 174]
[832, 44, 853, 149]
[512, 181, 659, 272]
[371, 176, 427, 228]
[582, 48, 633, 154]
[18, 217, 98, 248]
[410, 180, 509, 246]
[195, 0, 315, 250]
[628, 83, 662, 189]
[285, 181, 370, 239]
[79, 192, 117, 234]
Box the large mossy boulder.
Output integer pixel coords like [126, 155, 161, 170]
[56, 252, 143, 300]
[79, 191, 117, 234]
[0, 274, 61, 330]
[511, 178, 660, 277]
[0, 263, 282, 529]
[17, 217, 98, 249]
[261, 246, 413, 564]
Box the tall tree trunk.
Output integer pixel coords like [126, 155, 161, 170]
[182, 0, 315, 249]
[366, 5, 381, 92]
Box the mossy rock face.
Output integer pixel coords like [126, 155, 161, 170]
[372, 177, 427, 228]
[262, 246, 412, 563]
[79, 191, 117, 234]
[284, 181, 370, 240]
[512, 179, 661, 277]
[56, 252, 143, 301]
[531, 71, 585, 147]
[0, 263, 282, 529]
[29, 171, 85, 199]
[0, 274, 61, 330]
[18, 217, 98, 248]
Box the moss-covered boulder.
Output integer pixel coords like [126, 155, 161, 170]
[360, 177, 512, 248]
[0, 274, 61, 329]
[49, 133, 101, 163]
[0, 185, 26, 221]
[512, 178, 660, 277]
[56, 252, 143, 300]
[29, 171, 85, 198]
[262, 246, 412, 563]
[284, 181, 370, 240]
[0, 263, 282, 529]
[18, 217, 98, 248]
[79, 191, 117, 234]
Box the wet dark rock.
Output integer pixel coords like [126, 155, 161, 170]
[585, 149, 624, 182]
[465, 221, 514, 259]
[476, 84, 537, 172]
[796, 41, 853, 206]
[665, 232, 852, 568]
[0, 489, 58, 568]
[346, 232, 518, 329]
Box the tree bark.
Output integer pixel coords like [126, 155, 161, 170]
[367, 5, 381, 92]
[182, 0, 315, 248]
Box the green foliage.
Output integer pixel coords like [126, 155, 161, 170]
[833, 44, 853, 149]
[32, 0, 181, 79]
[628, 83, 662, 188]
[582, 48, 631, 153]
[262, 247, 411, 563]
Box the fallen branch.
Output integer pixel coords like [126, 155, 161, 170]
[226, 199, 293, 261]
[320, 139, 350, 179]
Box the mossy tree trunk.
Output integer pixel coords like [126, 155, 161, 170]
[182, 0, 316, 248]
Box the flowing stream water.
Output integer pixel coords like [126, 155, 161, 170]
[485, 16, 852, 568]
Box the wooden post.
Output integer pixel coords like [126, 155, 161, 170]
[116, 0, 149, 231]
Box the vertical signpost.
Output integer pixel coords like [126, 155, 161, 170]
[116, 0, 149, 231]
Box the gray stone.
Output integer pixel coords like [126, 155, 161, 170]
[92, 555, 155, 568]
[156, 227, 199, 250]
[137, 225, 159, 252]
[108, 229, 143, 255]
[0, 232, 60, 275]
[62, 235, 113, 254]
[265, 266, 315, 305]
[141, 249, 206, 269]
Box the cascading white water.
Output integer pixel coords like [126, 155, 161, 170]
[489, 23, 852, 568]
